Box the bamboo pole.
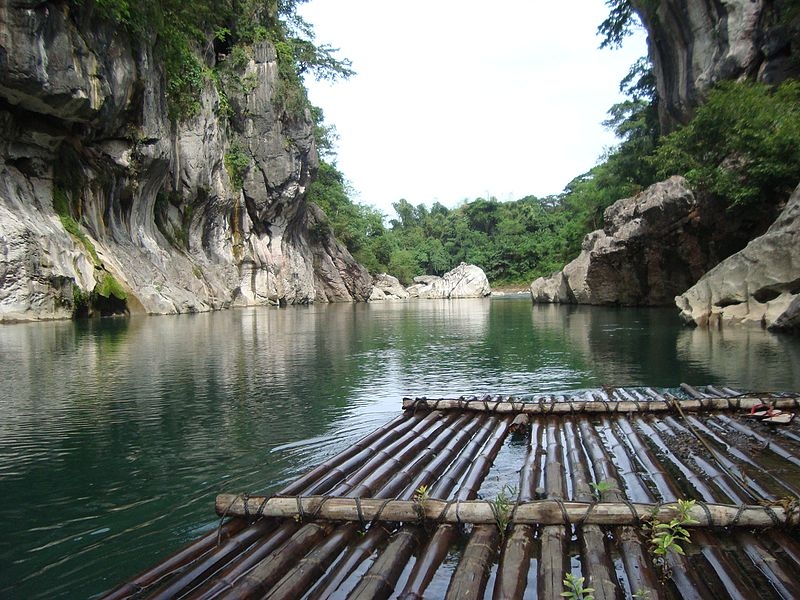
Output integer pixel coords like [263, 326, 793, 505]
[346, 415, 501, 600]
[443, 525, 499, 600]
[493, 420, 542, 599]
[396, 415, 514, 600]
[213, 497, 800, 529]
[305, 413, 486, 600]
[265, 412, 476, 600]
[401, 394, 800, 414]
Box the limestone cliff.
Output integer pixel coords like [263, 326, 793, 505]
[632, 0, 800, 131]
[0, 1, 371, 322]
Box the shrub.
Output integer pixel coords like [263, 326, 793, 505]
[653, 80, 800, 207]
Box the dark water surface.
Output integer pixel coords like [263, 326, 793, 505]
[1, 298, 799, 598]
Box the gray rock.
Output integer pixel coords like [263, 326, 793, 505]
[676, 183, 800, 331]
[531, 177, 707, 306]
[0, 5, 371, 322]
[633, 0, 799, 131]
[369, 273, 410, 301]
[406, 263, 491, 299]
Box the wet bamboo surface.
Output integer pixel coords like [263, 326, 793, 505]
[105, 385, 800, 600]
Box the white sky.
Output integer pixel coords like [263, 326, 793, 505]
[299, 1, 648, 217]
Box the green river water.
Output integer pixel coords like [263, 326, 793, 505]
[1, 297, 799, 598]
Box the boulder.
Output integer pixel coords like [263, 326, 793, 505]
[406, 263, 491, 299]
[531, 177, 711, 306]
[676, 183, 800, 331]
[369, 273, 410, 301]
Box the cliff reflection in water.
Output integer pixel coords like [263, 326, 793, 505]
[677, 325, 800, 391]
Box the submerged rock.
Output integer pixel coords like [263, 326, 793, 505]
[676, 184, 800, 331]
[406, 263, 491, 299]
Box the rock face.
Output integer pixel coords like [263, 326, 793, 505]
[676, 184, 800, 331]
[632, 0, 800, 131]
[530, 177, 760, 306]
[0, 3, 370, 322]
[369, 273, 410, 301]
[406, 264, 491, 299]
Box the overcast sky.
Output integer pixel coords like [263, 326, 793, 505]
[299, 1, 647, 217]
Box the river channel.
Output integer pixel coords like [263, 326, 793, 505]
[1, 297, 799, 598]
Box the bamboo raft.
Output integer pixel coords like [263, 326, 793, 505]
[105, 384, 800, 599]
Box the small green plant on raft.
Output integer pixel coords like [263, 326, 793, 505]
[645, 498, 698, 577]
[489, 484, 517, 537]
[562, 572, 595, 600]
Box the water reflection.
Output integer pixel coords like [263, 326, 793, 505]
[0, 299, 798, 598]
[676, 326, 800, 391]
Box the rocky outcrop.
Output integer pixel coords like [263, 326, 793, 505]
[0, 2, 370, 322]
[632, 0, 800, 131]
[406, 263, 491, 299]
[530, 176, 763, 306]
[676, 183, 800, 331]
[368, 273, 410, 301]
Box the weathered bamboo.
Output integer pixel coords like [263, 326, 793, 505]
[444, 524, 499, 600]
[213, 496, 800, 528]
[265, 412, 476, 600]
[305, 413, 486, 600]
[397, 415, 514, 600]
[539, 420, 567, 600]
[346, 416, 501, 600]
[493, 420, 542, 599]
[227, 411, 457, 600]
[401, 394, 800, 414]
[563, 418, 616, 600]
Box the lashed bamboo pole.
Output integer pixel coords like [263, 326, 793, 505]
[563, 418, 616, 600]
[396, 415, 514, 600]
[493, 420, 542, 599]
[347, 415, 501, 600]
[109, 413, 423, 600]
[578, 419, 661, 599]
[222, 411, 457, 600]
[264, 412, 476, 600]
[210, 496, 800, 528]
[305, 413, 487, 600]
[443, 525, 499, 600]
[189, 411, 446, 600]
[401, 394, 800, 414]
[539, 420, 568, 600]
